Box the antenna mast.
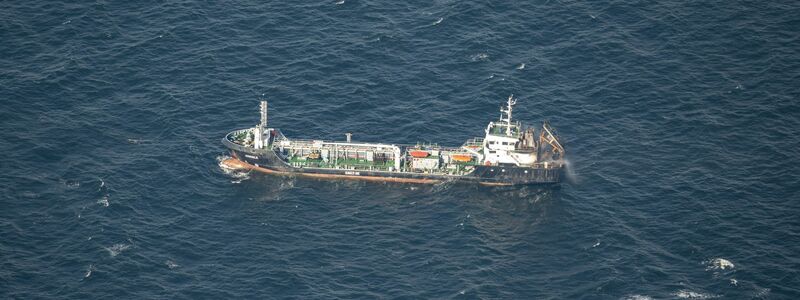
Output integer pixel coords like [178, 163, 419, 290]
[260, 100, 268, 129]
[253, 100, 269, 149]
[502, 94, 517, 136]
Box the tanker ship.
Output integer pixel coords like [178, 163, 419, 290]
[220, 96, 565, 186]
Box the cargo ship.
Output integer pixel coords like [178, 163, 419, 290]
[220, 95, 565, 186]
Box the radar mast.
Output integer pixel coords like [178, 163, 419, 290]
[500, 94, 517, 136]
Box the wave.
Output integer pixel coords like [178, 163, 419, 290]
[217, 155, 251, 183]
[470, 53, 489, 61]
[621, 295, 652, 300]
[165, 260, 179, 269]
[97, 178, 110, 207]
[705, 258, 735, 271]
[105, 243, 131, 257]
[83, 264, 94, 279]
[673, 290, 719, 299]
[97, 195, 109, 207]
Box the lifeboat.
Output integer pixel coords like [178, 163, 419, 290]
[450, 154, 472, 162]
[409, 150, 430, 158]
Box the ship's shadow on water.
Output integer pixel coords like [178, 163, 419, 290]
[229, 169, 559, 203]
[225, 169, 561, 231]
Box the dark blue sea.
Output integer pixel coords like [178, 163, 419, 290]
[2, 0, 799, 298]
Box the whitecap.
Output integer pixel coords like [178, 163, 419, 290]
[63, 180, 80, 189]
[673, 290, 718, 299]
[470, 53, 489, 61]
[230, 171, 251, 183]
[705, 258, 735, 271]
[753, 287, 770, 298]
[730, 278, 737, 286]
[165, 260, 179, 269]
[622, 295, 653, 300]
[280, 179, 295, 190]
[217, 155, 236, 171]
[335, 0, 344, 4]
[105, 243, 131, 257]
[127, 138, 150, 144]
[516, 63, 526, 70]
[84, 264, 94, 279]
[98, 195, 109, 207]
[218, 155, 251, 182]
[433, 17, 443, 25]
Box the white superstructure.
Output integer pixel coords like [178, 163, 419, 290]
[482, 95, 540, 166]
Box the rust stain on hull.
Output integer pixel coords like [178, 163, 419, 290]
[478, 182, 513, 186]
[222, 158, 442, 184]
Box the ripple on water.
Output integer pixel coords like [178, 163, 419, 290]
[1, 0, 798, 298]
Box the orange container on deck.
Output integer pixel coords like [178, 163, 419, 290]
[451, 154, 473, 162]
[409, 150, 430, 158]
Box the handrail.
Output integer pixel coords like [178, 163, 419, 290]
[222, 129, 271, 154]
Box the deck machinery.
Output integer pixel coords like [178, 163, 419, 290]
[221, 96, 565, 185]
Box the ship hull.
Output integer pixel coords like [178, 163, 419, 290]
[224, 143, 562, 186]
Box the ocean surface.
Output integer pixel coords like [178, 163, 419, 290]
[2, 0, 799, 298]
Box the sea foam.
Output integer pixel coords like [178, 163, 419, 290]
[105, 243, 131, 257]
[705, 258, 735, 270]
[673, 290, 718, 299]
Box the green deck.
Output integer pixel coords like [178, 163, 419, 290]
[285, 156, 478, 175]
[288, 157, 396, 171]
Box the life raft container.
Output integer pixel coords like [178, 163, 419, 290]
[450, 154, 472, 162]
[409, 150, 430, 158]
